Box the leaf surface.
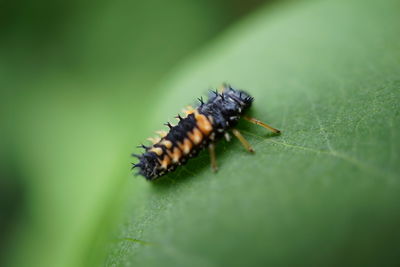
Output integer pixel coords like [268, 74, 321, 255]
[108, 0, 400, 266]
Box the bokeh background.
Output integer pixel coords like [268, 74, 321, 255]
[1, 0, 400, 267]
[1, 1, 271, 266]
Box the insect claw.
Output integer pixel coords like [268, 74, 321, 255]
[197, 97, 204, 105]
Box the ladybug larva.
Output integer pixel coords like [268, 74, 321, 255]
[132, 84, 281, 180]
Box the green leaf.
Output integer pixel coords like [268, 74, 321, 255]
[2, 2, 267, 267]
[108, 0, 400, 266]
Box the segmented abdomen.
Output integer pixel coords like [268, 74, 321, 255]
[136, 109, 214, 180]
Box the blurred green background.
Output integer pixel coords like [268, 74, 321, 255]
[1, 1, 270, 266]
[1, 0, 400, 266]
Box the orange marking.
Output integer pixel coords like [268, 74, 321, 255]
[195, 113, 213, 135]
[160, 154, 171, 169]
[149, 147, 163, 156]
[168, 147, 182, 163]
[178, 138, 193, 155]
[160, 139, 172, 149]
[182, 105, 195, 115]
[156, 130, 167, 137]
[188, 128, 203, 145]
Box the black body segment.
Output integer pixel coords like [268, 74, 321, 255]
[132, 86, 254, 180]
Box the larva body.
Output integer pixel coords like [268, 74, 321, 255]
[133, 86, 254, 180]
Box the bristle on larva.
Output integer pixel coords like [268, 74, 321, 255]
[132, 86, 256, 180]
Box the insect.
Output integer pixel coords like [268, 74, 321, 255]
[132, 84, 281, 180]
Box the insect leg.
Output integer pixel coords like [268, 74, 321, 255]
[208, 143, 218, 172]
[243, 116, 281, 134]
[224, 132, 231, 142]
[232, 129, 255, 153]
